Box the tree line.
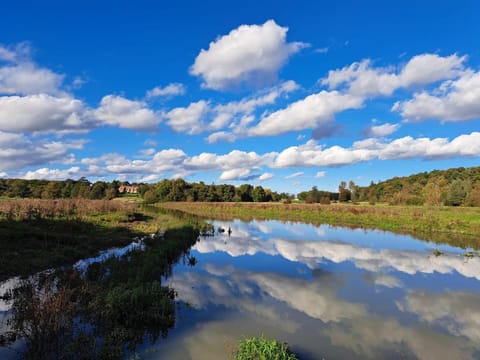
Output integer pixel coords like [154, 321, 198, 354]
[1, 165, 479, 206]
[0, 177, 291, 203]
[139, 179, 290, 203]
[288, 166, 480, 207]
[358, 166, 480, 206]
[0, 178, 121, 200]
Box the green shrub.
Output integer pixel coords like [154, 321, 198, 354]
[233, 336, 298, 360]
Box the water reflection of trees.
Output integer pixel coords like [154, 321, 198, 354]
[0, 225, 199, 359]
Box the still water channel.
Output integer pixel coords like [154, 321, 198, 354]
[141, 219, 480, 359]
[2, 219, 480, 359]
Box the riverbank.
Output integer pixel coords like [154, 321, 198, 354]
[159, 202, 480, 249]
[0, 198, 197, 280]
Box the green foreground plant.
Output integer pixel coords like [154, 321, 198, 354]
[233, 336, 298, 360]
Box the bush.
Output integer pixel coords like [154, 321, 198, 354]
[233, 336, 298, 360]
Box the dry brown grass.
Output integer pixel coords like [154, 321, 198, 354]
[0, 198, 135, 221]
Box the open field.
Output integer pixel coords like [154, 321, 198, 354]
[159, 202, 480, 249]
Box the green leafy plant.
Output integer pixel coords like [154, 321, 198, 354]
[233, 336, 298, 360]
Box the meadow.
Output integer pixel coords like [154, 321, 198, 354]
[0, 198, 195, 280]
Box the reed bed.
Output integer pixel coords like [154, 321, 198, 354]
[0, 198, 135, 221]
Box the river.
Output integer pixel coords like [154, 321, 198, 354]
[1, 219, 480, 359]
[140, 219, 480, 359]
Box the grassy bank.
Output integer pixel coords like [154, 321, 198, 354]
[159, 202, 480, 249]
[0, 198, 197, 280]
[1, 223, 200, 359]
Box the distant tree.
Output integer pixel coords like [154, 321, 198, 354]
[89, 181, 107, 199]
[423, 181, 442, 206]
[61, 180, 75, 198]
[348, 181, 360, 202]
[238, 184, 253, 202]
[42, 181, 63, 199]
[8, 179, 31, 198]
[465, 183, 480, 207]
[338, 181, 351, 202]
[252, 186, 267, 202]
[104, 187, 117, 200]
[448, 180, 467, 206]
[143, 189, 159, 204]
[206, 184, 219, 202]
[155, 179, 173, 201]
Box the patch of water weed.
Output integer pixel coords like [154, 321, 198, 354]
[233, 336, 298, 360]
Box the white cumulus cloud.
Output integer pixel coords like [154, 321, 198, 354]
[274, 132, 480, 168]
[95, 95, 162, 131]
[0, 94, 89, 133]
[146, 83, 186, 98]
[322, 53, 466, 98]
[0, 131, 85, 171]
[365, 122, 400, 137]
[23, 166, 82, 180]
[393, 70, 480, 122]
[190, 20, 307, 90]
[206, 131, 236, 144]
[249, 91, 363, 136]
[166, 100, 209, 134]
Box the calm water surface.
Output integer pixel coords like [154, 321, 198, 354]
[140, 219, 480, 360]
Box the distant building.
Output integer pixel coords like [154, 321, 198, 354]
[118, 185, 139, 194]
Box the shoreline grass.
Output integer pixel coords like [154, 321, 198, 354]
[159, 202, 480, 249]
[0, 199, 200, 281]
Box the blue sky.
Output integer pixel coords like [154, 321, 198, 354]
[1, 0, 479, 193]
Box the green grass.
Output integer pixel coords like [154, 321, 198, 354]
[159, 202, 480, 249]
[233, 336, 298, 360]
[0, 199, 203, 280]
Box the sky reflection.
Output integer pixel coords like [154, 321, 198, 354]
[141, 220, 480, 359]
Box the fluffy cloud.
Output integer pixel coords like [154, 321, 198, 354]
[24, 131, 480, 182]
[218, 168, 252, 181]
[205, 131, 236, 144]
[364, 122, 400, 137]
[274, 139, 375, 167]
[393, 70, 480, 122]
[0, 63, 65, 96]
[74, 147, 277, 182]
[322, 53, 466, 97]
[274, 132, 480, 168]
[145, 83, 185, 98]
[212, 80, 298, 131]
[190, 20, 307, 90]
[0, 43, 65, 95]
[0, 131, 85, 171]
[166, 100, 209, 134]
[249, 91, 363, 136]
[147, 81, 299, 137]
[315, 171, 326, 178]
[23, 166, 82, 180]
[0, 94, 88, 133]
[95, 95, 162, 131]
[186, 149, 276, 181]
[258, 172, 274, 181]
